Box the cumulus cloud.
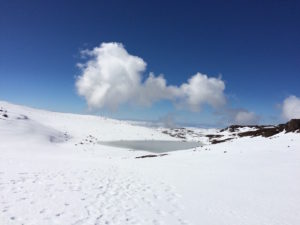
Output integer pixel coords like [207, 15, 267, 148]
[76, 42, 146, 109]
[217, 108, 260, 125]
[178, 73, 226, 111]
[282, 95, 300, 120]
[233, 110, 260, 125]
[76, 42, 226, 111]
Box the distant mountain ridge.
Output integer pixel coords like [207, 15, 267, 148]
[160, 119, 300, 145]
[222, 119, 300, 137]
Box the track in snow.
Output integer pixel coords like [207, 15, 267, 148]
[0, 166, 188, 225]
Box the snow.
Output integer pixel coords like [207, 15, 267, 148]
[1, 101, 300, 225]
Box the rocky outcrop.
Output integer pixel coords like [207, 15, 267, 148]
[236, 119, 300, 138]
[136, 154, 168, 159]
[220, 125, 273, 133]
[160, 120, 300, 145]
[208, 119, 300, 144]
[285, 119, 300, 132]
[211, 138, 233, 144]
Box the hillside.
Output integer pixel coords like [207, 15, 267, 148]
[1, 101, 300, 225]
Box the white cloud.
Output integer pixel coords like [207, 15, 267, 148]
[179, 73, 226, 111]
[282, 95, 300, 120]
[136, 73, 176, 106]
[215, 108, 260, 126]
[233, 110, 259, 125]
[76, 42, 226, 111]
[76, 42, 146, 110]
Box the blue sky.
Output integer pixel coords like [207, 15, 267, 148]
[1, 0, 300, 126]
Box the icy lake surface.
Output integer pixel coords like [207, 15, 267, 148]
[99, 140, 202, 153]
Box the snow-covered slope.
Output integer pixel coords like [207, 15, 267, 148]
[1, 101, 300, 225]
[0, 101, 175, 144]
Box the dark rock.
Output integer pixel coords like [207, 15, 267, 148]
[285, 119, 300, 132]
[211, 138, 233, 144]
[206, 134, 224, 139]
[237, 119, 300, 138]
[136, 154, 168, 159]
[238, 127, 282, 138]
[17, 115, 29, 120]
[220, 125, 273, 132]
[213, 119, 300, 144]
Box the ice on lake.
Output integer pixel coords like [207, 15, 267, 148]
[99, 140, 202, 153]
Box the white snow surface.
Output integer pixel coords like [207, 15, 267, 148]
[0, 101, 300, 225]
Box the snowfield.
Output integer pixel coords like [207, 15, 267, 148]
[0, 101, 300, 225]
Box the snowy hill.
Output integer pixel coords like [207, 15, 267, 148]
[0, 101, 175, 144]
[1, 101, 300, 225]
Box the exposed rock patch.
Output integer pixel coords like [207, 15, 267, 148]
[237, 119, 300, 138]
[75, 135, 99, 146]
[136, 154, 168, 159]
[206, 134, 224, 139]
[0, 107, 8, 118]
[162, 128, 187, 139]
[211, 138, 234, 144]
[220, 125, 273, 133]
[285, 119, 300, 133]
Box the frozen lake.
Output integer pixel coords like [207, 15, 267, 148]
[99, 140, 202, 153]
